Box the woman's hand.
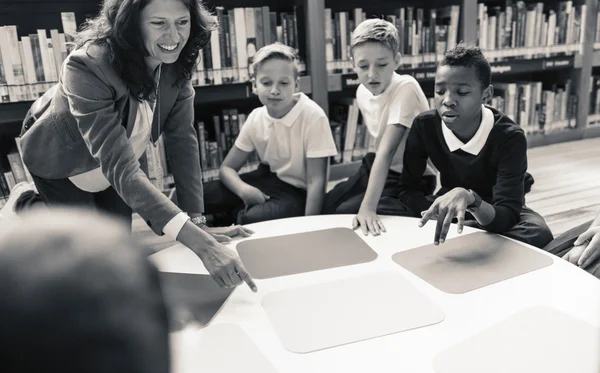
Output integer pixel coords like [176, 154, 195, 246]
[198, 241, 257, 292]
[203, 225, 254, 243]
[353, 207, 386, 236]
[419, 187, 473, 244]
[177, 220, 257, 292]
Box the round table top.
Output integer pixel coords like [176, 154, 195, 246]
[150, 215, 600, 373]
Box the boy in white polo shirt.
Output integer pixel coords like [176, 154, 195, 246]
[203, 43, 338, 224]
[323, 19, 436, 236]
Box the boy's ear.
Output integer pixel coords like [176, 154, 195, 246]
[482, 84, 494, 104]
[251, 78, 257, 95]
[294, 76, 300, 92]
[394, 52, 402, 68]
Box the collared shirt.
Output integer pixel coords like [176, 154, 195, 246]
[235, 92, 338, 189]
[356, 72, 430, 173]
[441, 105, 494, 156]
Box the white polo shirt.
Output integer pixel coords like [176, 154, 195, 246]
[235, 92, 338, 189]
[441, 105, 494, 156]
[356, 72, 430, 174]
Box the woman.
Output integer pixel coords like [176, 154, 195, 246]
[19, 0, 256, 291]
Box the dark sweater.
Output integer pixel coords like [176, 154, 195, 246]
[398, 106, 527, 233]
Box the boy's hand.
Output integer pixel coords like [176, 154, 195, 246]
[241, 186, 270, 207]
[203, 225, 254, 243]
[353, 207, 386, 236]
[419, 187, 474, 245]
[570, 226, 600, 269]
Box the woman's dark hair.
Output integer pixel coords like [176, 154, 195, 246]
[76, 0, 217, 100]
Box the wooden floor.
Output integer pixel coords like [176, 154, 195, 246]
[133, 137, 600, 252]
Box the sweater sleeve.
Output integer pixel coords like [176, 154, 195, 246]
[480, 130, 527, 233]
[397, 117, 433, 215]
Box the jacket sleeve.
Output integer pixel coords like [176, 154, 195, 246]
[62, 53, 181, 235]
[162, 79, 204, 214]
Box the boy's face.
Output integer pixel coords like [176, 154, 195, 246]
[434, 65, 492, 133]
[253, 59, 300, 118]
[352, 42, 401, 96]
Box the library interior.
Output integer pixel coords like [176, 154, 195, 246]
[1, 0, 600, 372]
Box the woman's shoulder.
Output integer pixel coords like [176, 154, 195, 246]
[67, 43, 111, 68]
[64, 43, 126, 93]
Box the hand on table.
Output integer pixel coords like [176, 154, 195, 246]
[564, 226, 600, 269]
[203, 225, 254, 243]
[198, 242, 257, 292]
[418, 187, 474, 245]
[353, 207, 386, 236]
[241, 186, 270, 207]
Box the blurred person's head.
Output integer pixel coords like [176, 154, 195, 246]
[0, 208, 170, 373]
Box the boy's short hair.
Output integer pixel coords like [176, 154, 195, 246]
[350, 18, 400, 56]
[250, 42, 300, 78]
[439, 43, 492, 90]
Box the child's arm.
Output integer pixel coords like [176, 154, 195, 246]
[420, 131, 527, 244]
[305, 157, 328, 215]
[219, 146, 269, 206]
[397, 118, 432, 214]
[354, 124, 407, 235]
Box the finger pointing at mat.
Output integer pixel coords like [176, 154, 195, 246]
[200, 243, 258, 292]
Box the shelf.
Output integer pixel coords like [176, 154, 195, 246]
[592, 50, 600, 67]
[526, 125, 600, 148]
[0, 101, 30, 130]
[193, 75, 312, 104]
[0, 75, 313, 127]
[328, 55, 577, 91]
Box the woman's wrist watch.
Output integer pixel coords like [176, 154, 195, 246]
[466, 189, 482, 212]
[190, 215, 207, 229]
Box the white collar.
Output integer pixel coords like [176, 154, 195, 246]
[441, 105, 494, 156]
[264, 92, 305, 127]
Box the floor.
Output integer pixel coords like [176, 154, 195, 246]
[132, 137, 600, 252]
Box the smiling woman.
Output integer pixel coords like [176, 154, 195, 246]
[17, 0, 259, 292]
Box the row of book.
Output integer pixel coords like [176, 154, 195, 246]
[325, 5, 460, 73]
[477, 1, 586, 61]
[191, 6, 304, 87]
[588, 75, 600, 117]
[490, 80, 576, 135]
[0, 7, 305, 103]
[0, 13, 77, 103]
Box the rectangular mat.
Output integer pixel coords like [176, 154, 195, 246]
[392, 232, 554, 294]
[158, 272, 234, 330]
[236, 227, 378, 279]
[262, 271, 445, 353]
[197, 324, 278, 373]
[433, 307, 600, 373]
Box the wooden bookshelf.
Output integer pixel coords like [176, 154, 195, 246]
[2, 0, 600, 192]
[327, 54, 579, 91]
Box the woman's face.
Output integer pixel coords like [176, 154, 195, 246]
[140, 0, 191, 71]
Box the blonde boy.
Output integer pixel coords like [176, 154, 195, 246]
[323, 19, 435, 236]
[204, 43, 338, 224]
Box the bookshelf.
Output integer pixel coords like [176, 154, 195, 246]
[0, 0, 599, 196]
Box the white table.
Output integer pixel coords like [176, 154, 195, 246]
[150, 215, 600, 373]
